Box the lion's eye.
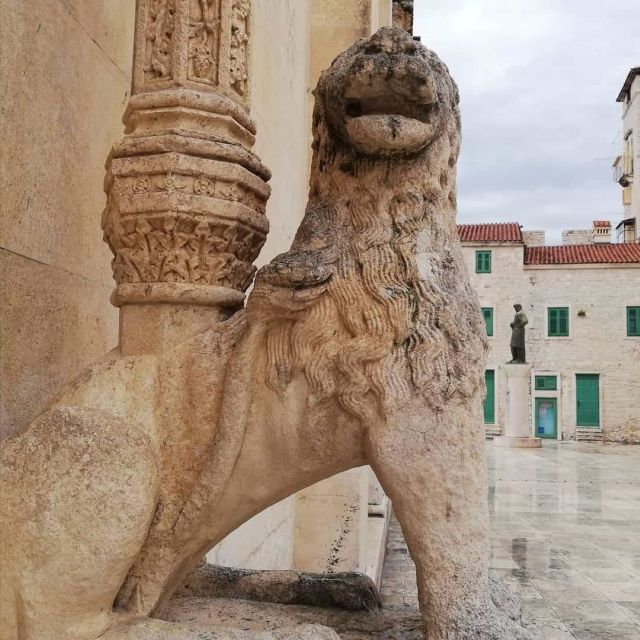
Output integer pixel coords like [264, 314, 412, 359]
[345, 101, 362, 118]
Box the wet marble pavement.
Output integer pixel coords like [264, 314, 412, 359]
[485, 441, 640, 639]
[166, 441, 639, 639]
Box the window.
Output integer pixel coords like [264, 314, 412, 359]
[481, 307, 494, 336]
[535, 375, 557, 391]
[628, 306, 640, 337]
[475, 250, 491, 273]
[547, 307, 569, 337]
[624, 130, 634, 177]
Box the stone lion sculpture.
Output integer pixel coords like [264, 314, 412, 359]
[0, 27, 535, 640]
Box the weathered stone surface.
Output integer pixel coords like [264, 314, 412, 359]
[99, 617, 340, 640]
[163, 573, 533, 640]
[392, 0, 413, 34]
[0, 24, 536, 640]
[177, 564, 381, 611]
[603, 419, 640, 444]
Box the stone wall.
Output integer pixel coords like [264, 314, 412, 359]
[522, 230, 545, 246]
[561, 229, 592, 245]
[0, 0, 133, 437]
[464, 244, 640, 443]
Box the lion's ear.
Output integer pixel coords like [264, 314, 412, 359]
[247, 247, 337, 320]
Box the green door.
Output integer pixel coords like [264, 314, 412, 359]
[576, 374, 600, 427]
[484, 370, 495, 424]
[535, 398, 557, 438]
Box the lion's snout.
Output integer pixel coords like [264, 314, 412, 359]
[315, 26, 458, 159]
[340, 29, 440, 156]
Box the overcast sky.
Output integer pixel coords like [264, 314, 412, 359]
[414, 1, 640, 244]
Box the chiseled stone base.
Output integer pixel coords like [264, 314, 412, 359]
[494, 436, 542, 449]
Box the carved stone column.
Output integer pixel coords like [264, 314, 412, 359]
[102, 0, 270, 355]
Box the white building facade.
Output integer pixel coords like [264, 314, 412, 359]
[460, 223, 640, 444]
[614, 67, 639, 243]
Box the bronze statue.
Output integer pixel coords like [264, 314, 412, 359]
[508, 304, 528, 363]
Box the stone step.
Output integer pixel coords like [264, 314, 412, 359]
[575, 428, 604, 443]
[485, 426, 501, 440]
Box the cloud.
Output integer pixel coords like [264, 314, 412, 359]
[415, 0, 640, 243]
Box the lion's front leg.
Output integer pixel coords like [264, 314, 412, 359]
[367, 402, 536, 639]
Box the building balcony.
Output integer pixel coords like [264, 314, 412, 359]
[613, 155, 633, 187]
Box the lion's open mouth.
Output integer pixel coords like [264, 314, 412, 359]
[342, 74, 438, 155]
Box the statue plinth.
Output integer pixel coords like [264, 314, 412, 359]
[101, 0, 270, 355]
[494, 364, 541, 449]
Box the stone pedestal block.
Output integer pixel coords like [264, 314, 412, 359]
[293, 468, 369, 574]
[494, 364, 541, 449]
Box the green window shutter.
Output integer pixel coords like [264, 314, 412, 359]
[559, 308, 568, 335]
[548, 309, 556, 335]
[476, 250, 491, 273]
[548, 307, 569, 337]
[628, 306, 640, 336]
[482, 307, 493, 336]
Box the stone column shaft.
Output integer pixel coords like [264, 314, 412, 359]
[102, 0, 270, 355]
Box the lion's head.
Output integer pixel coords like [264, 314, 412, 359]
[313, 26, 460, 158]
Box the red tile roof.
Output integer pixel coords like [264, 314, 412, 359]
[457, 222, 522, 243]
[525, 244, 640, 265]
[592, 220, 611, 228]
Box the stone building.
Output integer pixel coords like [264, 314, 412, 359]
[614, 66, 639, 243]
[0, 0, 410, 581]
[459, 222, 640, 444]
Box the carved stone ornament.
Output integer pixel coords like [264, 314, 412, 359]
[106, 0, 266, 309]
[134, 0, 251, 106]
[143, 0, 176, 82]
[1, 26, 537, 640]
[188, 0, 221, 83]
[230, 0, 250, 97]
[102, 152, 270, 302]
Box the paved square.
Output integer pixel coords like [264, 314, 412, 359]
[484, 441, 640, 639]
[166, 442, 640, 639]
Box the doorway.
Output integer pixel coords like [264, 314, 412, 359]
[576, 374, 600, 427]
[535, 397, 557, 438]
[484, 369, 495, 424]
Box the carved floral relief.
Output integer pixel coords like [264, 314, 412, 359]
[188, 0, 221, 84]
[230, 0, 250, 97]
[107, 216, 263, 291]
[115, 172, 265, 213]
[144, 0, 176, 81]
